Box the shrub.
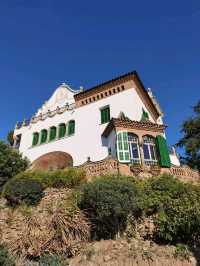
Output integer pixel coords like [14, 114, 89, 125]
[174, 244, 190, 261]
[136, 174, 200, 244]
[0, 245, 15, 266]
[10, 168, 86, 190]
[38, 254, 68, 266]
[47, 168, 86, 188]
[2, 177, 44, 206]
[0, 141, 29, 191]
[80, 175, 140, 239]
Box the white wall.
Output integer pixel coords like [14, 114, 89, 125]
[14, 87, 159, 166]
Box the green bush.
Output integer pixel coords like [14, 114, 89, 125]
[11, 168, 86, 189]
[2, 176, 44, 206]
[38, 254, 68, 266]
[0, 245, 15, 266]
[136, 174, 200, 244]
[47, 168, 86, 188]
[80, 175, 140, 239]
[0, 141, 29, 192]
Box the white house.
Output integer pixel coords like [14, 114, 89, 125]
[13, 71, 180, 170]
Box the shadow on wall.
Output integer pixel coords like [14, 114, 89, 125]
[31, 151, 73, 171]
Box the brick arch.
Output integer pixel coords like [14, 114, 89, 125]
[31, 151, 73, 171]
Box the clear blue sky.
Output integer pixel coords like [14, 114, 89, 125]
[0, 1, 199, 152]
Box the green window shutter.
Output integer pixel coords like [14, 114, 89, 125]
[59, 124, 66, 138]
[117, 131, 130, 163]
[141, 109, 149, 122]
[68, 120, 75, 136]
[40, 130, 47, 144]
[49, 127, 57, 141]
[32, 133, 39, 146]
[101, 107, 110, 124]
[156, 135, 171, 168]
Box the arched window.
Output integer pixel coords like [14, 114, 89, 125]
[49, 126, 57, 141]
[58, 123, 66, 138]
[68, 120, 75, 136]
[32, 132, 39, 146]
[40, 129, 48, 144]
[128, 133, 141, 164]
[143, 135, 157, 165]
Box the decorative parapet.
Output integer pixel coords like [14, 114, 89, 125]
[76, 156, 119, 179]
[76, 156, 200, 184]
[15, 103, 76, 129]
[169, 165, 200, 183]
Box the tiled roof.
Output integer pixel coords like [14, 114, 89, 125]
[102, 118, 167, 137]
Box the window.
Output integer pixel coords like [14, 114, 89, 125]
[32, 132, 39, 146]
[101, 106, 110, 124]
[141, 108, 149, 122]
[40, 129, 48, 144]
[58, 123, 66, 138]
[49, 126, 57, 141]
[128, 133, 141, 164]
[116, 131, 130, 162]
[143, 135, 157, 165]
[68, 120, 75, 136]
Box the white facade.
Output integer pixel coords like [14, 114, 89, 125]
[13, 73, 180, 167]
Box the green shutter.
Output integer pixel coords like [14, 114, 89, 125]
[40, 130, 47, 144]
[68, 120, 75, 136]
[117, 131, 130, 163]
[141, 109, 149, 122]
[49, 127, 57, 141]
[156, 135, 171, 168]
[101, 107, 110, 124]
[32, 133, 39, 146]
[59, 124, 66, 138]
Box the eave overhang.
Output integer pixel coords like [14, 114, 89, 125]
[102, 118, 167, 138]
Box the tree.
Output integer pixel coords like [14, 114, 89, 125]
[177, 100, 200, 171]
[0, 141, 29, 192]
[7, 130, 14, 146]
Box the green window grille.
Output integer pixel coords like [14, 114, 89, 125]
[101, 106, 110, 124]
[32, 132, 39, 146]
[58, 123, 66, 138]
[40, 129, 48, 144]
[68, 120, 75, 136]
[140, 108, 149, 122]
[156, 135, 171, 168]
[49, 126, 57, 141]
[116, 131, 130, 163]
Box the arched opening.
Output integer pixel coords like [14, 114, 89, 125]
[49, 126, 57, 141]
[58, 123, 66, 138]
[143, 135, 158, 165]
[68, 120, 75, 136]
[31, 151, 73, 171]
[40, 129, 48, 144]
[32, 132, 39, 146]
[128, 133, 141, 164]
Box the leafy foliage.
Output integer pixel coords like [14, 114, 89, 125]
[0, 245, 15, 266]
[137, 174, 200, 244]
[0, 141, 29, 191]
[3, 176, 44, 206]
[10, 168, 86, 189]
[7, 130, 14, 146]
[38, 254, 68, 266]
[174, 244, 190, 261]
[177, 100, 200, 171]
[80, 175, 140, 239]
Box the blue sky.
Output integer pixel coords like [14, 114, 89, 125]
[0, 1, 199, 153]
